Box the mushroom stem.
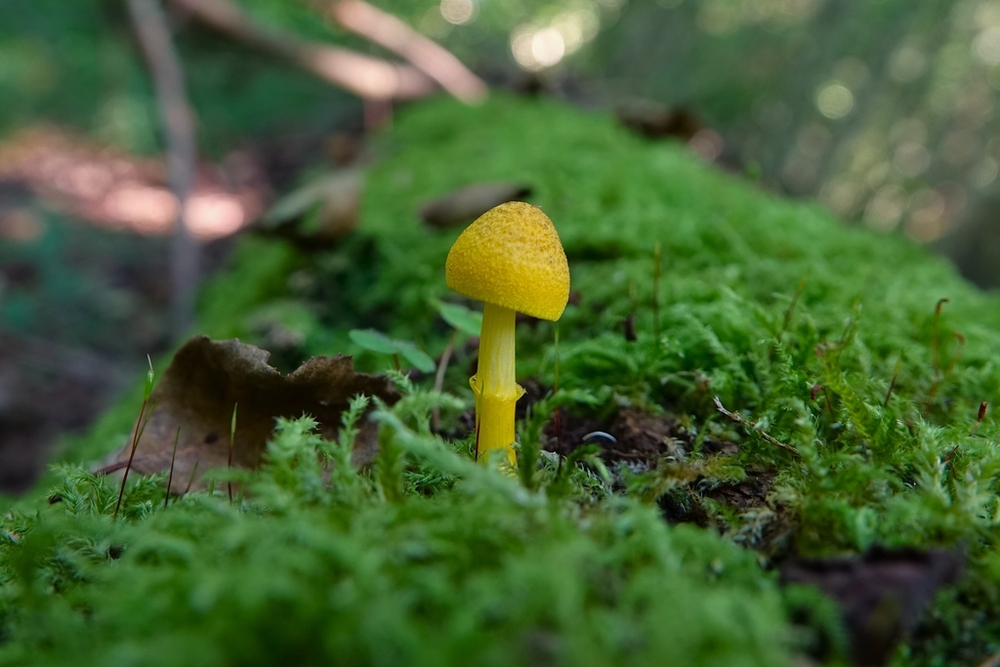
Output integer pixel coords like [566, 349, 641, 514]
[472, 302, 523, 465]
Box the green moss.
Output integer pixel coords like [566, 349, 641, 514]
[5, 94, 1000, 664]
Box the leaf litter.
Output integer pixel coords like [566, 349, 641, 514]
[100, 335, 398, 492]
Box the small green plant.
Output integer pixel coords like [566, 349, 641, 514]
[348, 328, 435, 373]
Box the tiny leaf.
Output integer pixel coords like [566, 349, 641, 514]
[349, 329, 399, 355]
[437, 302, 482, 337]
[397, 345, 437, 373]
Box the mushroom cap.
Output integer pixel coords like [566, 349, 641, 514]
[445, 201, 570, 321]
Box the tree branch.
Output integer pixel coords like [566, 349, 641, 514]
[127, 0, 199, 338]
[329, 0, 487, 104]
[167, 0, 436, 100]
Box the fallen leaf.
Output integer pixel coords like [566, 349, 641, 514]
[102, 336, 399, 493]
[615, 100, 703, 141]
[781, 546, 965, 667]
[261, 169, 362, 243]
[418, 182, 533, 228]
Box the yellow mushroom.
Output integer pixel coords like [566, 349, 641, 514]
[445, 201, 570, 465]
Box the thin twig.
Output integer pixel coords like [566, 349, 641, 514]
[931, 298, 949, 376]
[227, 403, 238, 502]
[652, 241, 661, 342]
[165, 427, 180, 509]
[713, 396, 800, 457]
[431, 332, 456, 432]
[970, 401, 988, 437]
[779, 275, 809, 338]
[328, 0, 487, 103]
[114, 398, 154, 519]
[883, 355, 901, 408]
[184, 460, 200, 495]
[167, 0, 435, 100]
[127, 0, 199, 338]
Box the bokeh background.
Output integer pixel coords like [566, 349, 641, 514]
[1, 0, 997, 486]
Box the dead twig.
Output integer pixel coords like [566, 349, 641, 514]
[713, 396, 800, 457]
[970, 401, 988, 437]
[127, 0, 199, 338]
[431, 332, 456, 432]
[328, 0, 487, 104]
[167, 0, 435, 100]
[883, 355, 901, 408]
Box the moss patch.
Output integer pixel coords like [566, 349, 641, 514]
[4, 94, 1000, 665]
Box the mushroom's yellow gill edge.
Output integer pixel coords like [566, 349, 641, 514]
[444, 201, 570, 466]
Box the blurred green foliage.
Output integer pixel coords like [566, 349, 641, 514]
[0, 0, 358, 156]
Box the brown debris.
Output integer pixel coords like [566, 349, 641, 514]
[704, 471, 774, 509]
[418, 182, 533, 229]
[782, 546, 965, 667]
[545, 407, 689, 464]
[102, 336, 399, 493]
[616, 100, 703, 142]
[260, 169, 362, 244]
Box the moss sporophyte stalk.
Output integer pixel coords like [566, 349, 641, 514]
[445, 202, 570, 465]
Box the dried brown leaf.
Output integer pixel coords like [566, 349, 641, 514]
[102, 336, 398, 493]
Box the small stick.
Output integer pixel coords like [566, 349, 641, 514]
[623, 313, 636, 342]
[183, 460, 200, 495]
[713, 396, 800, 456]
[165, 426, 180, 509]
[115, 358, 157, 519]
[970, 401, 988, 437]
[431, 332, 456, 432]
[926, 332, 965, 411]
[931, 298, 949, 376]
[811, 384, 834, 415]
[625, 282, 637, 342]
[779, 274, 808, 338]
[554, 326, 562, 454]
[114, 398, 151, 519]
[652, 242, 662, 341]
[228, 403, 238, 502]
[883, 356, 901, 408]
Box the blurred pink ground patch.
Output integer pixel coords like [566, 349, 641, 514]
[0, 126, 268, 240]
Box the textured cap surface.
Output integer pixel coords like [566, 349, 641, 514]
[446, 202, 570, 321]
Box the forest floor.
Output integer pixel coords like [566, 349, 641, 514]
[2, 94, 1000, 667]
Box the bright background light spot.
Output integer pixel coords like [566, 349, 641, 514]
[816, 81, 854, 119]
[893, 142, 931, 178]
[864, 184, 906, 232]
[511, 24, 569, 71]
[532, 28, 566, 68]
[439, 0, 475, 26]
[688, 129, 724, 162]
[889, 46, 927, 82]
[511, 27, 538, 70]
[975, 26, 1000, 65]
